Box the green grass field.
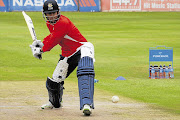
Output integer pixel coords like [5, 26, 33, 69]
[0, 12, 180, 114]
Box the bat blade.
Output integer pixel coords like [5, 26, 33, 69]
[22, 11, 37, 41]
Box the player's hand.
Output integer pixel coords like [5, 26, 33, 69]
[29, 45, 43, 60]
[32, 40, 44, 48]
[30, 40, 43, 60]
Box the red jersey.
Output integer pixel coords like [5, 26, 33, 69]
[42, 15, 87, 57]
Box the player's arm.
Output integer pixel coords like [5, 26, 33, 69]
[30, 28, 67, 59]
[42, 30, 66, 52]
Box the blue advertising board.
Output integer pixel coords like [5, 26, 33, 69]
[0, 0, 100, 12]
[149, 48, 173, 61]
[0, 0, 8, 12]
[79, 0, 100, 12]
[9, 0, 77, 11]
[149, 49, 173, 62]
[149, 46, 173, 67]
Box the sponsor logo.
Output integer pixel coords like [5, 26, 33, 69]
[153, 55, 169, 58]
[153, 52, 169, 58]
[143, 0, 180, 10]
[0, 0, 5, 7]
[111, 0, 141, 10]
[13, 0, 75, 7]
[12, 0, 96, 7]
[48, 3, 53, 10]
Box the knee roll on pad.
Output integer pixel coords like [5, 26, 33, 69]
[77, 56, 95, 110]
[46, 77, 64, 108]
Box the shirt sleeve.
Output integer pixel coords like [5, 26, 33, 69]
[42, 31, 65, 52]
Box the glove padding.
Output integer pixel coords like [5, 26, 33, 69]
[30, 40, 43, 60]
[32, 40, 44, 48]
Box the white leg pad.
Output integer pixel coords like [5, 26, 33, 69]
[80, 42, 95, 62]
[52, 57, 69, 83]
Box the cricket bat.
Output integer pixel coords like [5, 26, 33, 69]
[22, 11, 37, 41]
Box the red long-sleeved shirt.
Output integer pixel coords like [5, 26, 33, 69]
[42, 15, 87, 57]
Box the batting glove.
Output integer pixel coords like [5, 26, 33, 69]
[32, 40, 44, 48]
[30, 40, 43, 60]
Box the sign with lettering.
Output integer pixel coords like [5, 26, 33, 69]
[102, 0, 180, 11]
[0, 0, 100, 12]
[142, 0, 180, 11]
[111, 0, 141, 11]
[149, 49, 173, 62]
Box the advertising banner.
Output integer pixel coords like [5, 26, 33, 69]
[101, 0, 180, 11]
[149, 49, 173, 62]
[0, 0, 8, 11]
[9, 0, 78, 11]
[79, 0, 100, 12]
[110, 0, 141, 11]
[101, 0, 110, 11]
[0, 0, 100, 12]
[142, 0, 180, 11]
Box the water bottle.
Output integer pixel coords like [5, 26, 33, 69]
[168, 65, 174, 79]
[154, 65, 159, 79]
[149, 65, 152, 78]
[151, 66, 155, 79]
[163, 65, 166, 79]
[165, 66, 169, 79]
[159, 65, 163, 79]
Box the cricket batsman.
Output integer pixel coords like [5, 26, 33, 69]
[29, 0, 95, 116]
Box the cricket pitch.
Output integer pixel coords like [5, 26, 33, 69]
[0, 81, 179, 120]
